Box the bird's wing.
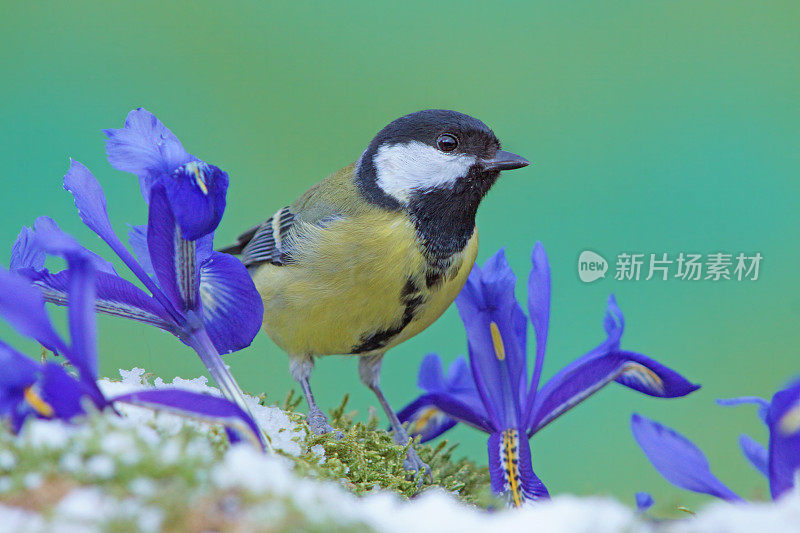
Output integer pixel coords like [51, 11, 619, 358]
[237, 206, 297, 266]
[219, 164, 357, 267]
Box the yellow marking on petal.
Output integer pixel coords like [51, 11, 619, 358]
[779, 403, 800, 435]
[185, 161, 209, 195]
[490, 321, 505, 361]
[621, 362, 664, 393]
[502, 429, 523, 508]
[409, 406, 440, 434]
[24, 387, 54, 417]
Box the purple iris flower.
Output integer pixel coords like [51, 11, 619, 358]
[397, 243, 699, 506]
[635, 492, 655, 512]
[10, 109, 265, 442]
[0, 226, 264, 448]
[632, 378, 800, 502]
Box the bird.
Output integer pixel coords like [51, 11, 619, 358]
[220, 110, 529, 473]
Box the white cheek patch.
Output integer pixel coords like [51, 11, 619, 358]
[373, 141, 476, 203]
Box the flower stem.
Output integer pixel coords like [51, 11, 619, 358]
[188, 327, 274, 453]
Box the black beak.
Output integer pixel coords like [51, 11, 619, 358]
[481, 150, 530, 172]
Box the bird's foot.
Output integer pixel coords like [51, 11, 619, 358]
[403, 447, 432, 482]
[307, 407, 343, 439]
[392, 428, 431, 481]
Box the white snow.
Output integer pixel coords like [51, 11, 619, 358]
[2, 368, 799, 532]
[98, 368, 310, 457]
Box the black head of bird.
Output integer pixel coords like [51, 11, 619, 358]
[355, 109, 529, 258]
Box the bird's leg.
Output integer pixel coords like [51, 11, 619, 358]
[290, 355, 335, 436]
[358, 353, 431, 478]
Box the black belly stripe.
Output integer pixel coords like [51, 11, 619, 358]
[352, 277, 426, 354]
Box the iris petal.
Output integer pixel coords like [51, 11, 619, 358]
[103, 107, 192, 200]
[631, 413, 742, 502]
[147, 185, 197, 313]
[0, 267, 68, 355]
[417, 353, 447, 392]
[398, 391, 492, 434]
[398, 354, 490, 441]
[0, 340, 38, 389]
[110, 388, 264, 449]
[64, 255, 99, 381]
[738, 434, 769, 478]
[199, 252, 263, 353]
[32, 217, 117, 276]
[635, 492, 654, 512]
[530, 350, 699, 435]
[455, 250, 528, 429]
[63, 161, 174, 312]
[20, 269, 173, 331]
[487, 429, 549, 507]
[10, 226, 45, 272]
[127, 224, 155, 279]
[766, 379, 800, 499]
[40, 362, 91, 419]
[526, 242, 550, 400]
[717, 396, 770, 424]
[396, 396, 458, 443]
[129, 225, 214, 283]
[164, 161, 229, 240]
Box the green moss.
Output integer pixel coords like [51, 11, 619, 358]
[281, 394, 497, 508]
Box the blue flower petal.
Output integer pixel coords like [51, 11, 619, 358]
[0, 267, 68, 355]
[717, 396, 770, 424]
[64, 255, 99, 382]
[455, 250, 528, 430]
[530, 350, 699, 435]
[199, 252, 263, 353]
[129, 224, 214, 281]
[127, 224, 155, 279]
[163, 161, 229, 240]
[147, 185, 198, 313]
[738, 434, 769, 479]
[10, 226, 45, 272]
[18, 267, 173, 332]
[31, 217, 117, 276]
[400, 354, 489, 441]
[40, 362, 91, 419]
[446, 356, 479, 394]
[635, 492, 654, 512]
[487, 429, 549, 506]
[31, 222, 108, 383]
[526, 242, 550, 397]
[398, 391, 492, 434]
[766, 379, 800, 499]
[104, 108, 192, 200]
[396, 396, 458, 443]
[630, 413, 742, 502]
[417, 353, 447, 392]
[110, 388, 264, 449]
[0, 340, 38, 389]
[63, 160, 170, 303]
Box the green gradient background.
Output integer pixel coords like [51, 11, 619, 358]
[1, 1, 798, 512]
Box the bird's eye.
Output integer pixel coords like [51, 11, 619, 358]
[436, 134, 458, 153]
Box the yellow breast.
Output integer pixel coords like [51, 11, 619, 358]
[252, 210, 478, 357]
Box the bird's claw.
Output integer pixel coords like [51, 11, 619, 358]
[307, 408, 343, 439]
[403, 447, 432, 484]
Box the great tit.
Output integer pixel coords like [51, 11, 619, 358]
[221, 110, 529, 472]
